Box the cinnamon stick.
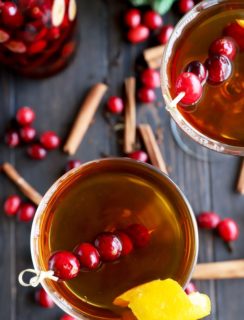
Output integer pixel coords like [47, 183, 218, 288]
[124, 77, 136, 154]
[63, 83, 108, 155]
[1, 162, 42, 205]
[138, 124, 168, 174]
[237, 160, 244, 194]
[143, 45, 165, 69]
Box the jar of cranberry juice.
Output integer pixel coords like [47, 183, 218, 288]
[0, 0, 77, 78]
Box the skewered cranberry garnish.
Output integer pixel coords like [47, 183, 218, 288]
[107, 96, 124, 114]
[74, 243, 101, 270]
[140, 68, 160, 89]
[1, 2, 23, 28]
[48, 251, 80, 280]
[125, 224, 150, 248]
[143, 10, 163, 30]
[40, 131, 60, 150]
[185, 282, 197, 295]
[209, 37, 236, 61]
[5, 130, 20, 147]
[223, 22, 244, 51]
[178, 0, 195, 14]
[138, 87, 156, 103]
[205, 54, 232, 84]
[175, 72, 203, 105]
[116, 231, 134, 256]
[16, 107, 36, 126]
[124, 9, 141, 28]
[157, 25, 174, 44]
[19, 126, 36, 143]
[127, 25, 150, 44]
[35, 288, 54, 308]
[4, 195, 22, 216]
[94, 232, 122, 261]
[18, 203, 36, 222]
[65, 159, 81, 172]
[27, 144, 47, 160]
[60, 315, 76, 320]
[197, 211, 221, 230]
[218, 218, 239, 242]
[184, 61, 207, 83]
[128, 150, 148, 163]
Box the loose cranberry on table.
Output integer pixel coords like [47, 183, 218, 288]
[205, 54, 232, 84]
[143, 10, 163, 30]
[138, 87, 156, 103]
[16, 106, 36, 126]
[40, 131, 60, 150]
[107, 96, 124, 114]
[157, 25, 174, 45]
[217, 218, 239, 242]
[35, 288, 54, 308]
[116, 231, 134, 256]
[60, 315, 76, 320]
[94, 232, 122, 262]
[18, 203, 36, 222]
[5, 130, 20, 147]
[223, 21, 244, 51]
[74, 243, 101, 270]
[19, 126, 36, 143]
[185, 281, 197, 295]
[65, 159, 81, 172]
[48, 251, 80, 280]
[128, 150, 148, 163]
[209, 37, 236, 61]
[175, 72, 203, 105]
[1, 2, 23, 28]
[140, 68, 160, 89]
[184, 61, 207, 84]
[127, 25, 150, 44]
[124, 9, 141, 28]
[4, 195, 22, 216]
[125, 224, 150, 248]
[178, 0, 195, 14]
[197, 211, 221, 230]
[27, 144, 47, 160]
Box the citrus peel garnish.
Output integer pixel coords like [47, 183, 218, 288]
[236, 19, 244, 28]
[114, 279, 211, 320]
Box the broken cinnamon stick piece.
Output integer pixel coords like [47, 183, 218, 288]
[124, 77, 136, 154]
[143, 45, 165, 69]
[63, 83, 108, 155]
[138, 124, 168, 175]
[237, 160, 244, 194]
[1, 162, 42, 205]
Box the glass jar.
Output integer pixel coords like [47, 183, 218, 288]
[0, 0, 77, 78]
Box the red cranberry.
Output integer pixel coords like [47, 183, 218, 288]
[5, 40, 26, 53]
[158, 25, 174, 44]
[16, 107, 36, 126]
[185, 282, 197, 295]
[209, 37, 236, 61]
[124, 9, 141, 28]
[19, 126, 36, 143]
[65, 159, 81, 172]
[28, 40, 47, 55]
[5, 130, 20, 147]
[127, 25, 149, 44]
[18, 203, 36, 222]
[4, 195, 22, 216]
[184, 61, 207, 83]
[178, 0, 195, 14]
[138, 87, 156, 103]
[143, 10, 163, 30]
[116, 231, 133, 256]
[223, 22, 244, 51]
[0, 29, 10, 43]
[40, 131, 60, 150]
[2, 2, 23, 28]
[29, 6, 43, 19]
[48, 27, 61, 40]
[74, 243, 101, 270]
[141, 69, 160, 88]
[125, 224, 150, 248]
[205, 54, 232, 84]
[48, 251, 80, 280]
[175, 72, 203, 105]
[60, 315, 76, 320]
[27, 144, 47, 160]
[218, 218, 239, 242]
[35, 288, 54, 308]
[107, 96, 124, 114]
[197, 211, 221, 230]
[94, 232, 122, 262]
[128, 150, 148, 163]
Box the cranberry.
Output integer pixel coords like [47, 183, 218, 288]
[205, 54, 232, 84]
[128, 150, 148, 163]
[184, 61, 207, 83]
[35, 288, 54, 308]
[5, 40, 27, 53]
[5, 130, 20, 147]
[65, 159, 81, 172]
[40, 131, 60, 150]
[197, 211, 221, 230]
[141, 68, 160, 88]
[60, 315, 76, 320]
[94, 232, 122, 262]
[143, 10, 163, 30]
[158, 25, 174, 44]
[127, 25, 149, 44]
[107, 96, 124, 114]
[178, 0, 195, 14]
[2, 2, 23, 28]
[29, 6, 43, 19]
[74, 243, 101, 270]
[28, 40, 47, 55]
[48, 27, 61, 40]
[218, 218, 239, 242]
[27, 144, 47, 160]
[209, 37, 236, 61]
[223, 22, 244, 51]
[4, 195, 21, 216]
[19, 126, 36, 143]
[125, 224, 150, 248]
[124, 9, 141, 28]
[175, 72, 203, 105]
[18, 203, 36, 222]
[16, 107, 36, 126]
[185, 282, 197, 295]
[48, 251, 80, 280]
[138, 87, 156, 103]
[0, 29, 10, 43]
[116, 231, 133, 256]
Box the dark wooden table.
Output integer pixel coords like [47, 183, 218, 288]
[0, 1, 243, 319]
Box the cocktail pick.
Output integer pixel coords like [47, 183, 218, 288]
[18, 269, 58, 287]
[165, 92, 186, 112]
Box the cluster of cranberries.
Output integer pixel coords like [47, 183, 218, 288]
[5, 106, 60, 160]
[48, 223, 150, 281]
[138, 68, 160, 103]
[3, 194, 36, 222]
